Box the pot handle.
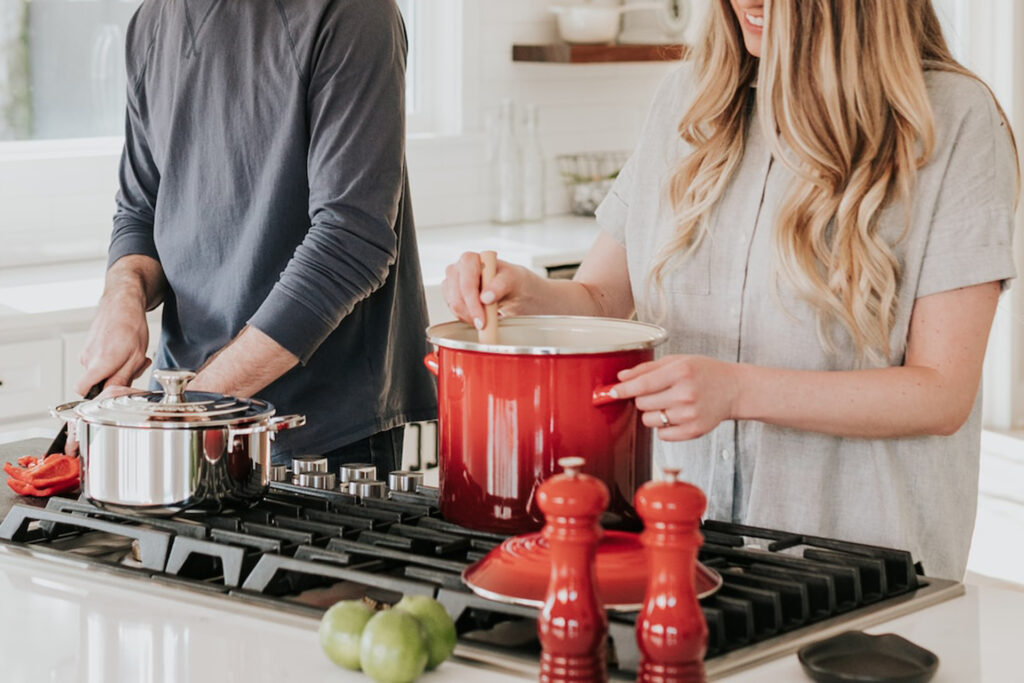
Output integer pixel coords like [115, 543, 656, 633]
[229, 414, 306, 437]
[267, 414, 306, 432]
[51, 400, 86, 421]
[592, 384, 626, 406]
[424, 352, 439, 376]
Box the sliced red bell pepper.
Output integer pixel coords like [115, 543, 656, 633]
[16, 455, 38, 468]
[5, 454, 81, 491]
[6, 476, 79, 497]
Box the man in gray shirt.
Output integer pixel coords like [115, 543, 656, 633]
[74, 0, 437, 474]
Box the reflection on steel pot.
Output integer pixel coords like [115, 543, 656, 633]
[51, 369, 305, 515]
[425, 316, 667, 534]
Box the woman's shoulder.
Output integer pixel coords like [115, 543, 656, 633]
[632, 62, 701, 150]
[924, 68, 1007, 134]
[650, 61, 700, 112]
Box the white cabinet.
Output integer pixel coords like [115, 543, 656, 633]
[0, 338, 63, 424]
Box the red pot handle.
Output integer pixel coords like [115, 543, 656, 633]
[592, 384, 626, 406]
[424, 352, 439, 376]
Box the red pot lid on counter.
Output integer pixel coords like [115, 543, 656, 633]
[462, 529, 722, 610]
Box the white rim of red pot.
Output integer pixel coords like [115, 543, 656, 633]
[426, 315, 668, 356]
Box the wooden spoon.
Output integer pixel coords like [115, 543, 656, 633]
[479, 250, 500, 344]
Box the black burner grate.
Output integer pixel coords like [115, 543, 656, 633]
[0, 483, 925, 677]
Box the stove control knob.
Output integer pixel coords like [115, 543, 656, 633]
[388, 470, 424, 492]
[355, 480, 387, 499]
[295, 472, 336, 490]
[339, 463, 377, 483]
[293, 455, 328, 474]
[268, 464, 288, 483]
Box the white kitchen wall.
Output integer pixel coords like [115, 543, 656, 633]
[408, 0, 701, 228]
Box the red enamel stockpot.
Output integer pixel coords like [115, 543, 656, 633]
[424, 316, 667, 534]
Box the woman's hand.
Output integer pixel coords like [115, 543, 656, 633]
[441, 252, 541, 329]
[610, 355, 742, 441]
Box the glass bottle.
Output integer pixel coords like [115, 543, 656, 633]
[491, 99, 522, 224]
[521, 104, 545, 222]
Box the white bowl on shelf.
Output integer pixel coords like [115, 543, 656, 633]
[550, 2, 664, 45]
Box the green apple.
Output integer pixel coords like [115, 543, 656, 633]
[394, 595, 457, 670]
[360, 609, 429, 683]
[319, 599, 374, 670]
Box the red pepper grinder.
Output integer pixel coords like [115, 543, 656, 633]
[635, 468, 708, 683]
[537, 456, 609, 683]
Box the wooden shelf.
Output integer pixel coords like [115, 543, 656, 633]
[512, 43, 689, 64]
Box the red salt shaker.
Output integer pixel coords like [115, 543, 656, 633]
[537, 456, 609, 683]
[635, 468, 708, 683]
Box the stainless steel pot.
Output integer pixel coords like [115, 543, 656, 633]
[52, 369, 305, 515]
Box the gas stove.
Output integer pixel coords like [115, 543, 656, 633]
[0, 465, 962, 680]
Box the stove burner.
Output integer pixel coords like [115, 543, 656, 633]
[0, 481, 960, 679]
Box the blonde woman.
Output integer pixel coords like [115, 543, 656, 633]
[443, 0, 1017, 580]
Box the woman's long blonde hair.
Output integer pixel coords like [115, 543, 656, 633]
[651, 0, 1018, 363]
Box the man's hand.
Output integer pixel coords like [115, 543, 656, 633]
[76, 255, 165, 396]
[76, 290, 151, 395]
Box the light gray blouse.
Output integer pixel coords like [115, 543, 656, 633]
[596, 64, 1017, 579]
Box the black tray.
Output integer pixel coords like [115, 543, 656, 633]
[798, 630, 939, 683]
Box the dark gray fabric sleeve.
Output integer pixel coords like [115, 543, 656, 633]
[248, 1, 406, 364]
[107, 11, 160, 269]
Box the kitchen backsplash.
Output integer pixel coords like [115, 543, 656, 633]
[409, 0, 698, 228]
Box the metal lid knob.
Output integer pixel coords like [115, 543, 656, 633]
[153, 369, 197, 404]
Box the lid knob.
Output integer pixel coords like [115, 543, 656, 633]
[153, 369, 197, 404]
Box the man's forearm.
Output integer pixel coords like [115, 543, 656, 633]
[189, 326, 299, 398]
[106, 254, 167, 311]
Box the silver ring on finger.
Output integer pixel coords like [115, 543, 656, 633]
[658, 409, 670, 427]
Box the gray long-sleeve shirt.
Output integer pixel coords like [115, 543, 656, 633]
[109, 0, 437, 458]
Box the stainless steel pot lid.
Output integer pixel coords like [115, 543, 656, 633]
[426, 315, 668, 355]
[74, 369, 276, 428]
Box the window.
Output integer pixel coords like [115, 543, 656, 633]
[0, 0, 137, 142]
[0, 1, 457, 143]
[398, 0, 464, 137]
[0, 0, 464, 268]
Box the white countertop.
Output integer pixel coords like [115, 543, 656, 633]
[0, 545, 1021, 683]
[0, 215, 600, 337]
